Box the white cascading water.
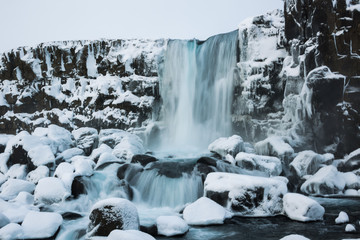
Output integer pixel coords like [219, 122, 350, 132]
[159, 30, 238, 151]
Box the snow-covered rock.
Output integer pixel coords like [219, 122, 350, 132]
[0, 197, 39, 223]
[55, 147, 84, 163]
[88, 198, 139, 236]
[156, 215, 189, 236]
[289, 150, 326, 179]
[255, 136, 294, 161]
[208, 135, 244, 158]
[5, 164, 27, 180]
[283, 193, 324, 222]
[338, 148, 360, 172]
[0, 223, 24, 240]
[235, 152, 282, 176]
[335, 211, 349, 224]
[0, 179, 35, 200]
[204, 172, 287, 216]
[301, 165, 346, 195]
[26, 165, 49, 184]
[72, 157, 94, 177]
[183, 197, 228, 225]
[22, 211, 63, 239]
[107, 229, 155, 240]
[72, 127, 99, 155]
[343, 172, 360, 190]
[46, 124, 74, 153]
[34, 177, 69, 204]
[90, 144, 113, 162]
[96, 152, 122, 169]
[54, 162, 75, 179]
[345, 224, 356, 232]
[280, 234, 310, 240]
[112, 136, 145, 161]
[11, 192, 34, 206]
[4, 131, 56, 169]
[99, 129, 132, 148]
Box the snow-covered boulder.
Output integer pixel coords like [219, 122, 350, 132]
[204, 172, 287, 216]
[0, 223, 24, 240]
[88, 198, 139, 236]
[3, 131, 55, 170]
[183, 197, 229, 225]
[112, 136, 145, 161]
[289, 150, 326, 179]
[90, 144, 113, 162]
[208, 135, 244, 158]
[254, 136, 294, 162]
[0, 196, 39, 223]
[283, 193, 324, 222]
[12, 192, 34, 205]
[0, 179, 35, 200]
[5, 164, 27, 180]
[22, 211, 63, 239]
[96, 152, 123, 169]
[72, 127, 99, 155]
[99, 129, 132, 148]
[26, 166, 49, 184]
[301, 165, 345, 195]
[345, 224, 356, 232]
[338, 148, 360, 172]
[0, 213, 10, 228]
[107, 229, 155, 240]
[131, 154, 157, 167]
[0, 134, 13, 153]
[235, 152, 282, 176]
[280, 234, 310, 240]
[54, 162, 75, 179]
[55, 147, 84, 164]
[335, 211, 349, 224]
[72, 157, 94, 177]
[343, 172, 360, 190]
[156, 215, 189, 236]
[34, 177, 69, 204]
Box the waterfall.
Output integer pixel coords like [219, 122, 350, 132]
[159, 30, 238, 151]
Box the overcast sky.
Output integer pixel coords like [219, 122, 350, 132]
[0, 0, 283, 53]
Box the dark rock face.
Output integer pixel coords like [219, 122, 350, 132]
[117, 163, 143, 181]
[147, 160, 196, 178]
[131, 154, 158, 167]
[283, 0, 360, 154]
[0, 39, 164, 134]
[71, 176, 87, 198]
[7, 145, 35, 172]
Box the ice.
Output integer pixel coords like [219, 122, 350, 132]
[235, 152, 282, 176]
[22, 211, 63, 239]
[0, 179, 35, 200]
[345, 224, 356, 232]
[25, 166, 49, 184]
[301, 165, 346, 195]
[204, 172, 287, 216]
[0, 223, 24, 240]
[280, 234, 310, 240]
[34, 177, 70, 204]
[283, 193, 325, 222]
[208, 135, 244, 158]
[255, 136, 294, 160]
[107, 229, 155, 240]
[335, 211, 349, 224]
[183, 197, 228, 225]
[290, 151, 326, 179]
[156, 215, 189, 236]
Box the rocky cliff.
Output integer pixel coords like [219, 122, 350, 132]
[0, 1, 360, 156]
[0, 39, 165, 134]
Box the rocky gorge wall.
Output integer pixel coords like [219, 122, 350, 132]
[0, 0, 360, 156]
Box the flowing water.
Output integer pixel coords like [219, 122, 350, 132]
[159, 31, 238, 151]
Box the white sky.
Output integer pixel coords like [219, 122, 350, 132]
[0, 0, 283, 53]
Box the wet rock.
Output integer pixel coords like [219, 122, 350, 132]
[148, 161, 196, 179]
[88, 198, 139, 237]
[117, 163, 143, 181]
[196, 156, 217, 167]
[140, 224, 158, 236]
[61, 212, 83, 220]
[131, 154, 158, 167]
[71, 176, 87, 199]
